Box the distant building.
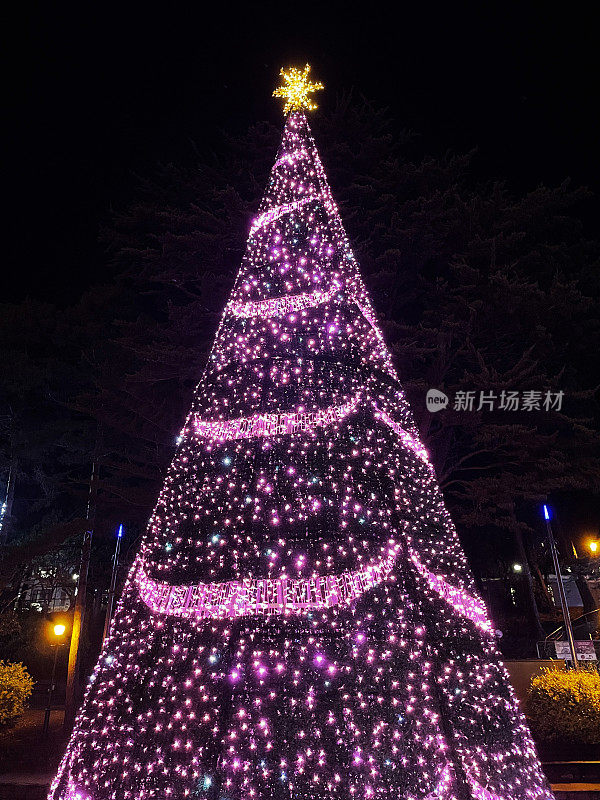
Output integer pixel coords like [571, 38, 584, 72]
[14, 567, 74, 613]
[547, 573, 583, 607]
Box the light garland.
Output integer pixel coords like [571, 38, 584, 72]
[408, 550, 493, 634]
[419, 765, 453, 800]
[50, 75, 554, 800]
[249, 194, 319, 236]
[137, 549, 397, 620]
[227, 281, 339, 318]
[467, 779, 506, 800]
[191, 391, 360, 442]
[373, 404, 432, 466]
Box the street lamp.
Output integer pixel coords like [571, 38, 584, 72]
[543, 504, 578, 667]
[102, 524, 123, 647]
[588, 540, 599, 555]
[42, 622, 66, 736]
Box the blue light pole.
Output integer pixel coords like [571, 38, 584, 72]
[102, 524, 123, 647]
[543, 505, 578, 666]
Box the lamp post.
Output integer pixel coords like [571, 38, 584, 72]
[65, 449, 101, 729]
[543, 504, 578, 667]
[102, 524, 123, 647]
[42, 623, 66, 736]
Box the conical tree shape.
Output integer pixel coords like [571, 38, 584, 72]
[51, 110, 554, 800]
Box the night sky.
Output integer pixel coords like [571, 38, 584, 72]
[5, 6, 599, 544]
[7, 5, 598, 304]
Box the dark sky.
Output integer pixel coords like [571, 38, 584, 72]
[4, 6, 599, 542]
[6, 5, 598, 304]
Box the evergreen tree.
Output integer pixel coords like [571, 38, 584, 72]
[51, 76, 552, 800]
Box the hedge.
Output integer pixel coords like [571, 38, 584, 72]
[527, 665, 600, 745]
[0, 660, 34, 724]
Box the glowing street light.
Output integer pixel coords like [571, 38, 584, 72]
[588, 540, 599, 555]
[542, 504, 578, 666]
[43, 622, 67, 736]
[512, 563, 523, 573]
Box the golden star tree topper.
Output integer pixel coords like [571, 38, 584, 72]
[273, 63, 324, 115]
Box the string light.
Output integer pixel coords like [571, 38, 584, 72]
[273, 64, 324, 115]
[50, 73, 553, 800]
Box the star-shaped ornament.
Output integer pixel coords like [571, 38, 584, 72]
[273, 64, 324, 115]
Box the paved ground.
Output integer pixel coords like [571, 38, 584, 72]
[0, 708, 67, 777]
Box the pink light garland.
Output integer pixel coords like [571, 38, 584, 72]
[192, 393, 360, 441]
[273, 147, 309, 168]
[468, 776, 511, 800]
[373, 405, 432, 466]
[228, 282, 339, 318]
[354, 297, 385, 342]
[249, 194, 319, 236]
[409, 550, 493, 634]
[136, 550, 398, 620]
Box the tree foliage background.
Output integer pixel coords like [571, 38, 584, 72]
[1, 97, 599, 655]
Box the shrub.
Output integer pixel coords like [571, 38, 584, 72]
[0, 661, 34, 724]
[527, 665, 600, 745]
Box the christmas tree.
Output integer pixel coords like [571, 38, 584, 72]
[51, 66, 553, 800]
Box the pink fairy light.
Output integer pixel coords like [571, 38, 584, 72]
[136, 549, 398, 620]
[409, 550, 493, 634]
[63, 782, 92, 800]
[373, 404, 432, 466]
[249, 194, 319, 236]
[192, 392, 360, 442]
[468, 776, 515, 800]
[228, 282, 339, 318]
[273, 147, 309, 168]
[353, 298, 385, 342]
[418, 765, 454, 800]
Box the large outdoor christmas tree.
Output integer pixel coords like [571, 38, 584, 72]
[51, 67, 554, 800]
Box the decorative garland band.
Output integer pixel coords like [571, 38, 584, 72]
[136, 543, 491, 636]
[274, 147, 309, 168]
[354, 297, 385, 342]
[228, 281, 339, 319]
[249, 194, 319, 236]
[225, 278, 384, 344]
[192, 393, 361, 441]
[372, 406, 432, 467]
[190, 396, 432, 478]
[136, 551, 398, 620]
[408, 550, 493, 634]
